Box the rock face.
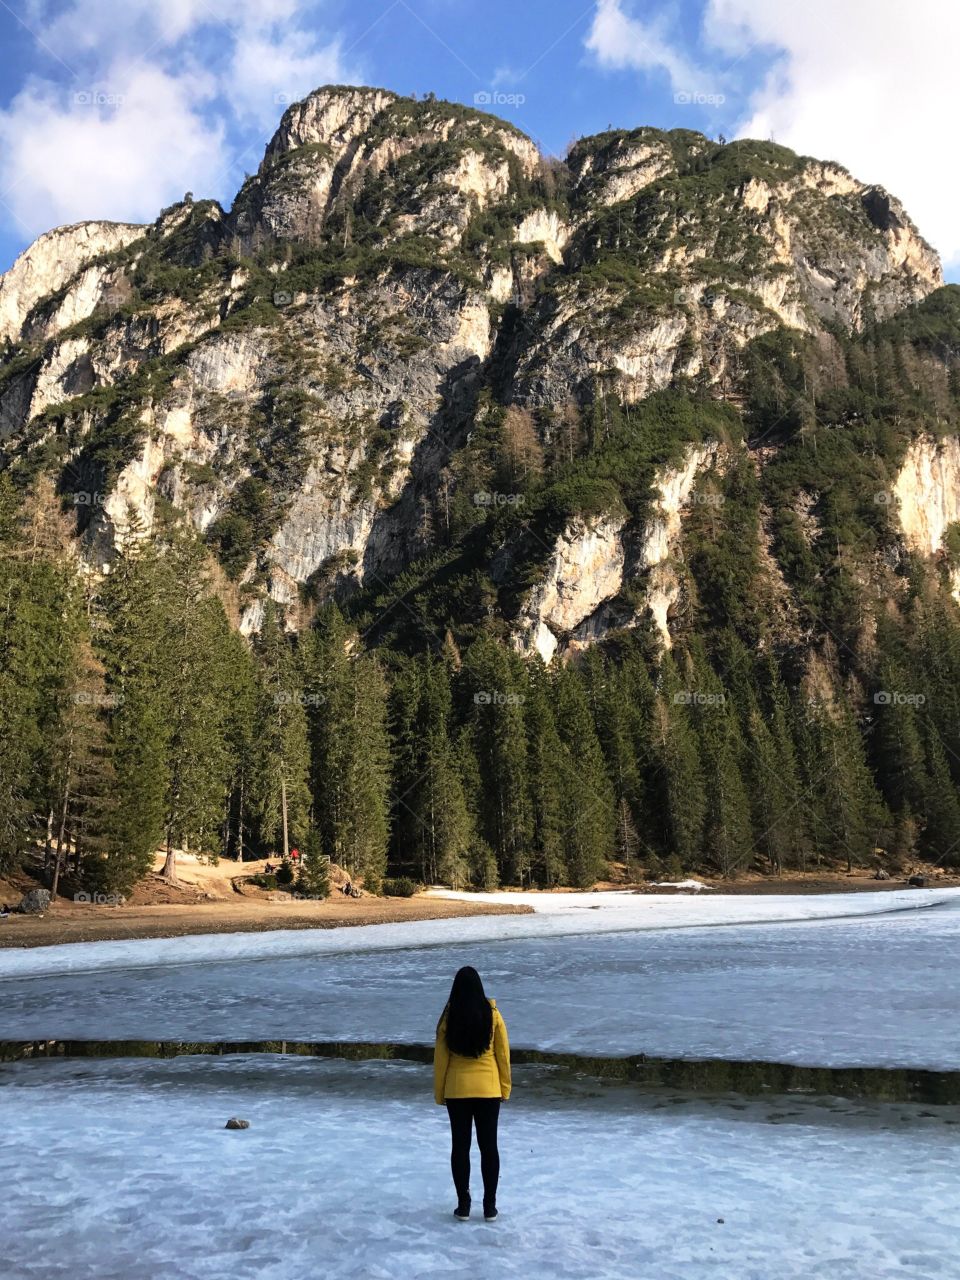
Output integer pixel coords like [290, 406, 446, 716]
[510, 442, 722, 660]
[894, 436, 960, 556]
[0, 85, 954, 655]
[636, 443, 722, 645]
[512, 513, 628, 663]
[893, 434, 960, 600]
[0, 221, 144, 345]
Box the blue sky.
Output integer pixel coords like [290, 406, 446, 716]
[0, 0, 955, 279]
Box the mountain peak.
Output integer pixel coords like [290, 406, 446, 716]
[262, 84, 400, 170]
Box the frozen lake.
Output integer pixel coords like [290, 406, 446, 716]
[2, 892, 958, 1068]
[1, 1054, 957, 1280]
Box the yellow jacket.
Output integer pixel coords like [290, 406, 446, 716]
[434, 998, 511, 1104]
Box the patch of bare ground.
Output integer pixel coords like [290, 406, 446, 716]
[0, 852, 529, 949]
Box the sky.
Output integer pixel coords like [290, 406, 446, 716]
[0, 0, 956, 280]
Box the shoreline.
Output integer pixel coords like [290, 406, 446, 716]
[0, 895, 532, 950]
[1, 871, 956, 951]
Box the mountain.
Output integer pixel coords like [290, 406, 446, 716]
[3, 85, 960, 891]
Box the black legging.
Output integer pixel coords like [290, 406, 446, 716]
[445, 1098, 500, 1205]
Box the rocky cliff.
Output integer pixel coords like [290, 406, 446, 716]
[0, 84, 956, 655]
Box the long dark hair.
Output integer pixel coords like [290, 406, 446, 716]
[439, 966, 493, 1058]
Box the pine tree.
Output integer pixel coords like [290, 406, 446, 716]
[462, 637, 532, 884]
[98, 530, 173, 879]
[302, 607, 391, 888]
[552, 663, 615, 887]
[251, 601, 312, 858]
[220, 630, 259, 862]
[919, 721, 960, 865]
[871, 656, 928, 817]
[126, 536, 236, 879]
[652, 653, 706, 869]
[50, 634, 121, 895]
[453, 726, 498, 888]
[744, 707, 791, 875]
[763, 659, 813, 871]
[299, 826, 331, 897]
[687, 646, 752, 877]
[581, 650, 648, 874]
[800, 692, 885, 870]
[524, 660, 567, 885]
[0, 484, 37, 872]
[406, 657, 475, 886]
[0, 478, 83, 873]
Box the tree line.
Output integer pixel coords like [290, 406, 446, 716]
[3, 473, 960, 898]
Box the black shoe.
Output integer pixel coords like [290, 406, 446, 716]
[454, 1198, 471, 1220]
[483, 1203, 498, 1221]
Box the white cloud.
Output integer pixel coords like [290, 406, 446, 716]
[586, 0, 960, 268]
[0, 65, 226, 233]
[0, 1, 356, 242]
[27, 0, 322, 58]
[585, 0, 715, 96]
[227, 29, 348, 127]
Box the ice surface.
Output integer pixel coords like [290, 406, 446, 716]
[0, 886, 955, 979]
[1, 1055, 957, 1280]
[1, 893, 959, 1067]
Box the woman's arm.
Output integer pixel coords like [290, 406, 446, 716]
[493, 1011, 511, 1100]
[434, 1018, 449, 1105]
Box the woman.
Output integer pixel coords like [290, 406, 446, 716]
[434, 966, 511, 1221]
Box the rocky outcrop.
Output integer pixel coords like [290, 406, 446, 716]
[893, 435, 960, 599]
[0, 87, 950, 647]
[636, 442, 721, 644]
[514, 209, 571, 263]
[263, 86, 398, 166]
[893, 436, 960, 556]
[569, 131, 678, 206]
[512, 443, 722, 661]
[512, 513, 628, 663]
[0, 221, 144, 344]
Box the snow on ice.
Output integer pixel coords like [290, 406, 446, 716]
[1, 1055, 956, 1280]
[1, 891, 958, 1068]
